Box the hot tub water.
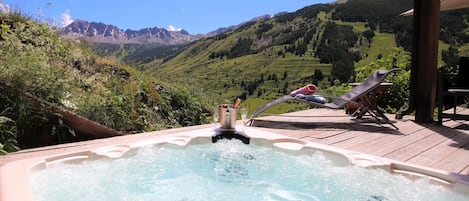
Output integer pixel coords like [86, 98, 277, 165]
[31, 140, 467, 201]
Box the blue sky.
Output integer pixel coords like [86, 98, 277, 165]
[2, 0, 333, 34]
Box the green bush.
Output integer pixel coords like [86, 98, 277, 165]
[354, 48, 411, 113]
[157, 86, 211, 127]
[0, 12, 212, 152]
[0, 12, 74, 149]
[0, 115, 19, 155]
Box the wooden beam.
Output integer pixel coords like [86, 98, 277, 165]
[412, 0, 441, 122]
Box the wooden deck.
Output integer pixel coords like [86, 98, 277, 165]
[251, 107, 469, 177]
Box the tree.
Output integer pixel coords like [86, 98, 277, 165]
[332, 58, 354, 83]
[277, 50, 284, 57]
[272, 74, 278, 82]
[229, 38, 253, 59]
[314, 69, 324, 81]
[282, 82, 289, 94]
[442, 45, 460, 70]
[362, 29, 375, 43]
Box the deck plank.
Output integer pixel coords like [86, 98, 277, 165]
[383, 129, 458, 162]
[252, 108, 469, 177]
[461, 164, 469, 176]
[432, 143, 469, 174]
[309, 129, 350, 139]
[333, 132, 389, 151]
[319, 131, 367, 145]
[368, 123, 454, 157]
[352, 121, 426, 154]
[397, 127, 469, 169]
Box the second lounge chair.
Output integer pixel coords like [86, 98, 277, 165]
[247, 68, 400, 130]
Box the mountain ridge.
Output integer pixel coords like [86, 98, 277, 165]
[61, 12, 291, 45]
[61, 19, 200, 44]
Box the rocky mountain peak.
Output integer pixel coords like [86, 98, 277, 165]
[61, 19, 197, 44]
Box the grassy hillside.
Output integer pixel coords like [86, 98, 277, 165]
[137, 1, 468, 116]
[92, 42, 189, 66]
[355, 32, 397, 69]
[0, 12, 212, 153]
[143, 3, 401, 114]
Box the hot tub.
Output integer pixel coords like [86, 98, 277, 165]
[1, 127, 468, 200]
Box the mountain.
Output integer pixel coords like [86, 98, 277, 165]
[61, 0, 468, 115]
[138, 0, 469, 114]
[61, 19, 200, 45]
[63, 13, 290, 45]
[69, 13, 293, 65]
[206, 13, 288, 37]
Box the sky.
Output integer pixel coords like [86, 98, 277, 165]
[1, 0, 333, 34]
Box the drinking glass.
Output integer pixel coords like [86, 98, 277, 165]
[212, 106, 219, 126]
[239, 107, 248, 125]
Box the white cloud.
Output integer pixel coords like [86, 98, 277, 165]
[168, 25, 183, 32]
[0, 2, 10, 13]
[61, 10, 74, 27]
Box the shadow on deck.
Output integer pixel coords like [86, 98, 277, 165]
[250, 108, 469, 176]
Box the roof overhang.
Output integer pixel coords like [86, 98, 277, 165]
[401, 0, 469, 16]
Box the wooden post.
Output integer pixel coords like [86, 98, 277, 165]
[412, 0, 440, 122]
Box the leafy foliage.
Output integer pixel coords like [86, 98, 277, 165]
[332, 0, 413, 33]
[332, 0, 414, 51]
[229, 38, 254, 59]
[0, 11, 74, 148]
[0, 115, 19, 155]
[0, 11, 211, 152]
[316, 22, 358, 83]
[355, 48, 411, 113]
[440, 10, 469, 45]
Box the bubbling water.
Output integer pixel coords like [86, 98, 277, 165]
[31, 140, 467, 201]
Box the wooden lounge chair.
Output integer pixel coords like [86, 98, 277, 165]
[248, 68, 400, 130]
